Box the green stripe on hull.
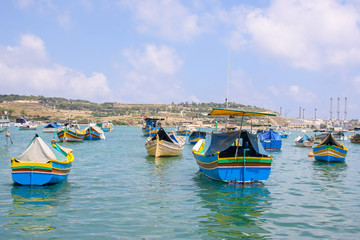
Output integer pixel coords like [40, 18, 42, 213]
[12, 166, 52, 171]
[218, 158, 272, 164]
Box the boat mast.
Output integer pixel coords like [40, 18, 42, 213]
[225, 47, 230, 130]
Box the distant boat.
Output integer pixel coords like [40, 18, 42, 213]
[189, 130, 207, 144]
[279, 128, 289, 138]
[14, 117, 29, 127]
[18, 122, 37, 130]
[192, 108, 276, 184]
[294, 134, 314, 147]
[11, 134, 74, 185]
[56, 123, 85, 142]
[315, 131, 347, 142]
[84, 125, 105, 140]
[142, 117, 164, 137]
[0, 113, 10, 132]
[313, 133, 348, 162]
[43, 122, 63, 133]
[175, 122, 195, 136]
[258, 129, 282, 151]
[350, 133, 360, 143]
[97, 121, 113, 132]
[145, 127, 184, 158]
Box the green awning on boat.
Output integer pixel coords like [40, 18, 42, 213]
[208, 108, 277, 117]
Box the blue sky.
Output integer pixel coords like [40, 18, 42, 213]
[1, 0, 360, 120]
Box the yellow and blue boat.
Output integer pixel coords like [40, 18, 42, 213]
[142, 117, 164, 137]
[189, 130, 207, 144]
[11, 134, 74, 186]
[84, 125, 105, 140]
[313, 133, 348, 162]
[56, 123, 85, 142]
[350, 131, 360, 143]
[192, 108, 276, 184]
[97, 121, 113, 132]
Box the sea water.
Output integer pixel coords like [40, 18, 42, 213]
[0, 126, 359, 239]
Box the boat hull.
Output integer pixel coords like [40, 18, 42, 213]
[313, 145, 347, 162]
[84, 130, 104, 140]
[350, 136, 360, 143]
[18, 126, 37, 130]
[146, 139, 184, 158]
[11, 160, 72, 186]
[57, 129, 85, 142]
[43, 127, 60, 133]
[176, 130, 191, 136]
[261, 140, 282, 151]
[193, 152, 272, 183]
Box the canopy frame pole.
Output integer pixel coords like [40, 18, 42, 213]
[240, 113, 245, 131]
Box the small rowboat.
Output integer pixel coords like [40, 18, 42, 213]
[145, 127, 184, 158]
[294, 134, 314, 147]
[11, 134, 74, 186]
[313, 133, 348, 162]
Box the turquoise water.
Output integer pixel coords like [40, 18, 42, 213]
[1, 126, 360, 239]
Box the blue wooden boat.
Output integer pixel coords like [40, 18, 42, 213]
[189, 130, 207, 144]
[258, 129, 282, 150]
[142, 117, 164, 137]
[11, 134, 74, 186]
[313, 133, 348, 162]
[192, 108, 276, 184]
[84, 125, 105, 140]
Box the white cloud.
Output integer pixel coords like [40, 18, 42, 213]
[227, 0, 360, 70]
[121, 0, 205, 42]
[57, 12, 72, 30]
[119, 44, 184, 103]
[0, 34, 110, 101]
[288, 85, 317, 103]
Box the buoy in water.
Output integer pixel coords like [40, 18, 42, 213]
[5, 131, 10, 137]
[308, 152, 314, 157]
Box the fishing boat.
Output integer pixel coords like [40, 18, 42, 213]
[175, 122, 195, 136]
[192, 108, 276, 184]
[56, 123, 85, 142]
[350, 134, 360, 143]
[279, 128, 289, 138]
[315, 131, 347, 142]
[0, 112, 10, 132]
[18, 122, 37, 130]
[189, 130, 207, 144]
[313, 133, 348, 162]
[258, 129, 282, 151]
[84, 125, 105, 140]
[97, 121, 113, 132]
[142, 117, 164, 137]
[350, 129, 360, 143]
[14, 117, 29, 127]
[145, 127, 184, 158]
[11, 134, 74, 185]
[43, 122, 63, 133]
[294, 134, 314, 147]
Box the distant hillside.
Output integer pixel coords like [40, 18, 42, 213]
[0, 94, 281, 126]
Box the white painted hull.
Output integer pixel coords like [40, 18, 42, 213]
[146, 139, 184, 158]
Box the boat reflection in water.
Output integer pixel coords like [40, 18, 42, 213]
[5, 182, 71, 236]
[194, 174, 271, 239]
[312, 161, 347, 185]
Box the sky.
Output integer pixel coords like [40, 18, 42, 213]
[1, 0, 360, 120]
